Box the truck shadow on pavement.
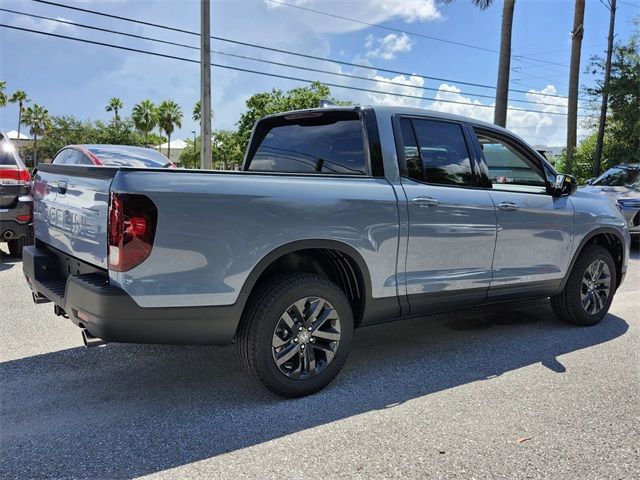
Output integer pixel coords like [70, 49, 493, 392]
[0, 300, 629, 478]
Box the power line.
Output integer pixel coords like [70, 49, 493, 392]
[265, 0, 572, 68]
[1, 23, 585, 118]
[265, 0, 498, 53]
[2, 8, 583, 109]
[31, 0, 575, 101]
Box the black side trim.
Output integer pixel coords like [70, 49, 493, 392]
[360, 107, 385, 177]
[487, 279, 562, 302]
[406, 287, 488, 316]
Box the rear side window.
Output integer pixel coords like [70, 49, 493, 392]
[247, 113, 367, 174]
[399, 118, 474, 186]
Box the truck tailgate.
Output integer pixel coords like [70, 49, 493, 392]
[33, 165, 116, 269]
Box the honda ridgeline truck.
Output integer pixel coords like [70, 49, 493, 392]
[23, 106, 631, 397]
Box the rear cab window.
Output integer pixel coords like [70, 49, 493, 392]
[245, 110, 368, 175]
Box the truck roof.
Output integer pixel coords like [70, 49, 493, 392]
[263, 105, 511, 135]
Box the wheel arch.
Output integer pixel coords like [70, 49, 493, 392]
[237, 239, 374, 327]
[559, 227, 626, 292]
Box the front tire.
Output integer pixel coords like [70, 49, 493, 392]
[236, 273, 353, 397]
[551, 245, 616, 326]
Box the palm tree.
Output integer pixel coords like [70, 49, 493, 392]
[22, 104, 52, 166]
[566, 0, 586, 171]
[192, 100, 213, 124]
[132, 99, 157, 146]
[9, 91, 30, 153]
[439, 1, 514, 127]
[193, 100, 201, 123]
[156, 100, 183, 159]
[105, 97, 124, 123]
[0, 81, 7, 107]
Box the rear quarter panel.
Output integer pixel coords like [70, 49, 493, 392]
[110, 171, 400, 308]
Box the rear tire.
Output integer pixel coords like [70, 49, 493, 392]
[236, 273, 353, 397]
[551, 245, 616, 326]
[7, 230, 34, 258]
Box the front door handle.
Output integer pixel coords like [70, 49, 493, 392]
[498, 201, 519, 211]
[412, 196, 439, 208]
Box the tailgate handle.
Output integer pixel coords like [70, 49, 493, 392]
[57, 180, 68, 195]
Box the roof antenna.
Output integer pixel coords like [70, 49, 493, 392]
[319, 99, 335, 108]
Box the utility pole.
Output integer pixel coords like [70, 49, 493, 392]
[200, 0, 212, 169]
[494, 0, 516, 127]
[566, 0, 585, 171]
[593, 0, 617, 178]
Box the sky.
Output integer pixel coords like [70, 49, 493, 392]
[1, 0, 638, 148]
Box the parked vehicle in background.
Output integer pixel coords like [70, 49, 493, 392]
[584, 163, 640, 236]
[51, 145, 175, 168]
[23, 106, 631, 397]
[0, 132, 33, 257]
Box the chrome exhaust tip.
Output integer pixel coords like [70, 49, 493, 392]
[81, 329, 107, 348]
[3, 230, 14, 240]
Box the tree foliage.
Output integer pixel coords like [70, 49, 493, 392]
[557, 23, 639, 181]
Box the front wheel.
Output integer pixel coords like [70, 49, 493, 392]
[551, 245, 616, 326]
[236, 274, 353, 397]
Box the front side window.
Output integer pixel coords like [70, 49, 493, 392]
[475, 131, 548, 194]
[248, 113, 366, 174]
[399, 118, 474, 186]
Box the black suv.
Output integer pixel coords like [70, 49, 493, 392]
[0, 132, 33, 257]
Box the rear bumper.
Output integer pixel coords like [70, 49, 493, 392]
[23, 244, 240, 345]
[1, 219, 31, 241]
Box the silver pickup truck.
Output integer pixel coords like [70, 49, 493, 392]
[23, 106, 631, 397]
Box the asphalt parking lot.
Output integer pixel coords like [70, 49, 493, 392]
[1, 243, 638, 480]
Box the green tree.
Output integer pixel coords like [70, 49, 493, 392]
[179, 137, 202, 169]
[34, 115, 97, 160]
[105, 97, 124, 123]
[213, 130, 244, 169]
[235, 82, 348, 152]
[8, 90, 30, 152]
[559, 23, 640, 180]
[192, 100, 213, 124]
[22, 104, 52, 166]
[132, 99, 157, 146]
[0, 81, 7, 107]
[156, 100, 183, 159]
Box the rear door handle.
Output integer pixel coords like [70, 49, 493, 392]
[498, 201, 519, 211]
[412, 196, 439, 208]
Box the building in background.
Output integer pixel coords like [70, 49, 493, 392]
[157, 138, 187, 164]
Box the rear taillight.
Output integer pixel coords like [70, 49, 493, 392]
[108, 193, 157, 272]
[0, 169, 30, 183]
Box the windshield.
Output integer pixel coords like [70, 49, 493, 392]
[593, 167, 640, 189]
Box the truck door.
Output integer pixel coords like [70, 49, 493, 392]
[469, 128, 574, 300]
[395, 117, 497, 314]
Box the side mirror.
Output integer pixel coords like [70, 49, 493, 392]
[585, 177, 595, 185]
[552, 174, 578, 197]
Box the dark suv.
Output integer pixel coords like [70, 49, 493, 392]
[0, 132, 33, 257]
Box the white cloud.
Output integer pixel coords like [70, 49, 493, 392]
[263, 0, 441, 33]
[12, 16, 78, 35]
[367, 74, 425, 107]
[373, 0, 442, 22]
[365, 33, 414, 60]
